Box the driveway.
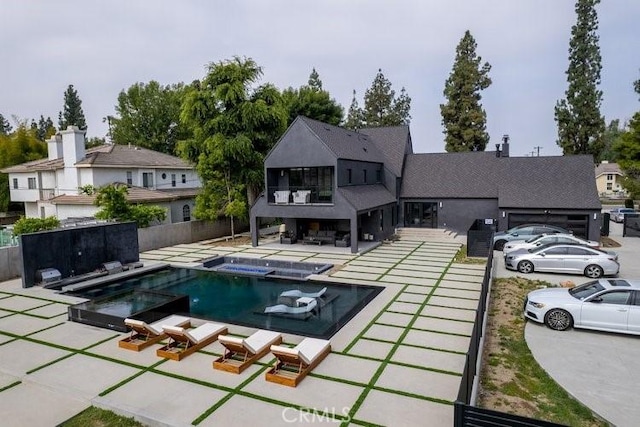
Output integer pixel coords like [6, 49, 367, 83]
[494, 219, 640, 426]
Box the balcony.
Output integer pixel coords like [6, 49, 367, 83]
[268, 185, 333, 205]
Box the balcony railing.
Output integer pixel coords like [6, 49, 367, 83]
[268, 185, 333, 205]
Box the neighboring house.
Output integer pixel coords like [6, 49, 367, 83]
[250, 117, 602, 253]
[594, 161, 627, 198]
[1, 126, 200, 223]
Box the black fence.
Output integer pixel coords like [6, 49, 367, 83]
[466, 219, 496, 257]
[453, 249, 566, 427]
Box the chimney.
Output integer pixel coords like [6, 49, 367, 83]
[61, 126, 86, 168]
[495, 143, 501, 158]
[501, 134, 510, 158]
[47, 133, 63, 160]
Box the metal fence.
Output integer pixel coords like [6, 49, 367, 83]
[453, 249, 566, 427]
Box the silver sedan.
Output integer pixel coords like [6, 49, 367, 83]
[505, 244, 619, 278]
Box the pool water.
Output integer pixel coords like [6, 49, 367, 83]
[69, 267, 382, 338]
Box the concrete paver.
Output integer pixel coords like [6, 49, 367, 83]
[403, 330, 470, 353]
[0, 339, 71, 376]
[376, 363, 461, 401]
[392, 345, 467, 373]
[0, 313, 66, 335]
[412, 316, 473, 336]
[347, 339, 393, 360]
[420, 305, 476, 322]
[376, 311, 413, 327]
[355, 389, 453, 426]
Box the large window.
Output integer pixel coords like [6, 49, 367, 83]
[12, 178, 18, 189]
[28, 177, 36, 189]
[142, 172, 153, 188]
[289, 167, 334, 203]
[183, 204, 191, 221]
[126, 171, 133, 186]
[171, 174, 176, 187]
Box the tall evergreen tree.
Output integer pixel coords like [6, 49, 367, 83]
[362, 69, 411, 127]
[58, 84, 87, 131]
[555, 0, 605, 160]
[31, 115, 55, 141]
[307, 68, 322, 90]
[440, 30, 492, 152]
[612, 74, 640, 198]
[282, 69, 343, 126]
[179, 57, 287, 237]
[344, 90, 364, 130]
[0, 113, 12, 135]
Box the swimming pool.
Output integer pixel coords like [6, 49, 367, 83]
[68, 267, 382, 339]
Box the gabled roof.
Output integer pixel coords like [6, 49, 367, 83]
[359, 125, 412, 177]
[298, 117, 387, 164]
[1, 144, 194, 173]
[401, 152, 601, 209]
[338, 184, 397, 211]
[594, 162, 623, 177]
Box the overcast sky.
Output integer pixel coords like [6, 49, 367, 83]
[2, 0, 639, 157]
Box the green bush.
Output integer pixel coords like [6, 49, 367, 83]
[12, 216, 60, 235]
[624, 198, 635, 209]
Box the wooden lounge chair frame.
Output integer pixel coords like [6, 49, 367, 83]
[213, 331, 283, 374]
[118, 315, 191, 352]
[265, 340, 331, 387]
[156, 323, 228, 361]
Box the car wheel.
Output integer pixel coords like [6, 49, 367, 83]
[494, 240, 506, 251]
[545, 309, 573, 331]
[517, 260, 534, 274]
[584, 264, 604, 278]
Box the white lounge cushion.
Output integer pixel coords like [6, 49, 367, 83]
[271, 345, 299, 358]
[296, 338, 330, 365]
[244, 330, 281, 354]
[163, 322, 225, 344]
[150, 315, 189, 331]
[219, 335, 244, 347]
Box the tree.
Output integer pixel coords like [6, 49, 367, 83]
[31, 115, 55, 141]
[58, 84, 87, 131]
[600, 119, 624, 162]
[440, 30, 492, 152]
[0, 113, 11, 135]
[179, 57, 287, 238]
[613, 75, 640, 199]
[281, 69, 343, 126]
[111, 81, 192, 154]
[94, 184, 166, 227]
[555, 0, 605, 159]
[344, 90, 364, 130]
[361, 69, 411, 127]
[0, 125, 47, 211]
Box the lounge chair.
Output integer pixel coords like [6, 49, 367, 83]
[213, 330, 283, 374]
[264, 297, 318, 315]
[118, 315, 191, 351]
[280, 287, 327, 299]
[274, 190, 290, 204]
[156, 322, 228, 361]
[265, 337, 331, 387]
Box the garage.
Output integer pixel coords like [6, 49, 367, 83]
[507, 213, 589, 238]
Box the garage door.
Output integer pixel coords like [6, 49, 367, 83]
[508, 214, 588, 238]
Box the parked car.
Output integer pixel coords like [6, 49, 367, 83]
[609, 207, 637, 223]
[503, 233, 599, 254]
[493, 224, 570, 251]
[523, 278, 640, 334]
[504, 243, 619, 278]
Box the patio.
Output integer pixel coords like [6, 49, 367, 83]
[0, 229, 484, 426]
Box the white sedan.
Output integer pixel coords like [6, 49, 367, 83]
[503, 233, 599, 254]
[524, 279, 640, 334]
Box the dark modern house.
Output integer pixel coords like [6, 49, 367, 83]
[250, 117, 601, 253]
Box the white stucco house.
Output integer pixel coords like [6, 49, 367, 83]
[1, 126, 201, 223]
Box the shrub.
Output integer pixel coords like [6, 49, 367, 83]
[12, 216, 60, 235]
[624, 198, 635, 209]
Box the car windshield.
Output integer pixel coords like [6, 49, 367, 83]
[525, 235, 544, 243]
[569, 281, 605, 300]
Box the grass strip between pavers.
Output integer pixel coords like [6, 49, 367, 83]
[341, 241, 461, 426]
[0, 380, 21, 393]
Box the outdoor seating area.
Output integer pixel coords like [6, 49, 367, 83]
[292, 189, 311, 204]
[303, 229, 337, 245]
[213, 330, 283, 374]
[265, 337, 332, 387]
[119, 315, 191, 351]
[156, 322, 228, 361]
